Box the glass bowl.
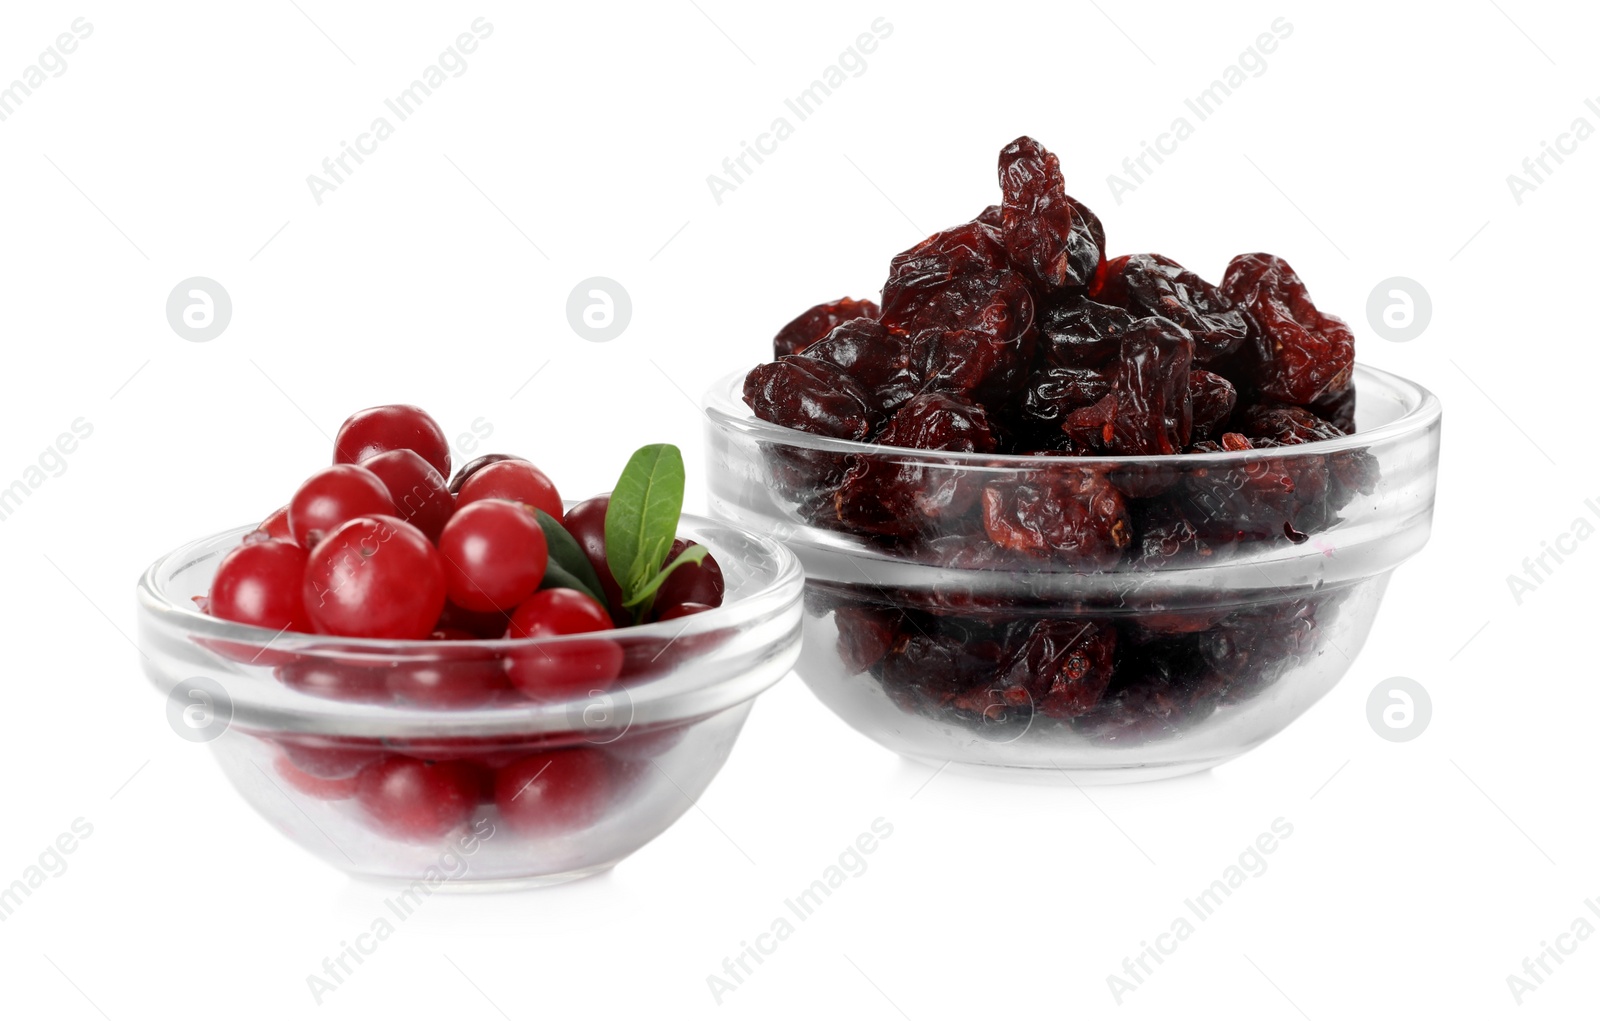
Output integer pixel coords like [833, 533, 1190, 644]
[705, 365, 1441, 783]
[135, 513, 802, 887]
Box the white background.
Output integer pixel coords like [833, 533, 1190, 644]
[0, 1, 1595, 1017]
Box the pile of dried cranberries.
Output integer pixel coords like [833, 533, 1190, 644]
[744, 135, 1375, 564]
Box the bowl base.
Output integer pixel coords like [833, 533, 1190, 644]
[902, 753, 1237, 787]
[347, 860, 621, 893]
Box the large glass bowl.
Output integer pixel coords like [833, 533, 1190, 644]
[136, 514, 802, 887]
[705, 365, 1441, 783]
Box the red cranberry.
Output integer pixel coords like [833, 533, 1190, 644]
[274, 659, 390, 702]
[656, 601, 714, 621]
[275, 755, 359, 800]
[359, 448, 454, 542]
[303, 515, 446, 639]
[436, 499, 548, 613]
[355, 757, 482, 841]
[258, 505, 293, 542]
[271, 733, 385, 778]
[287, 464, 396, 548]
[334, 404, 451, 478]
[503, 589, 623, 699]
[448, 453, 521, 494]
[436, 601, 514, 639]
[650, 540, 725, 619]
[562, 495, 628, 624]
[208, 538, 313, 633]
[386, 653, 509, 708]
[493, 749, 612, 835]
[457, 459, 564, 520]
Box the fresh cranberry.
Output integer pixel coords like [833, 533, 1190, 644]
[449, 453, 521, 495]
[656, 601, 714, 621]
[650, 540, 726, 619]
[436, 499, 549, 613]
[258, 505, 293, 542]
[562, 495, 628, 624]
[270, 733, 385, 778]
[275, 755, 359, 800]
[503, 589, 623, 699]
[303, 516, 446, 639]
[275, 659, 390, 702]
[208, 538, 313, 633]
[355, 756, 482, 841]
[493, 749, 612, 835]
[386, 653, 509, 708]
[334, 404, 452, 478]
[457, 459, 564, 520]
[359, 448, 454, 542]
[287, 464, 396, 548]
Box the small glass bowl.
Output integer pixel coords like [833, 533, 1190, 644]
[705, 365, 1441, 783]
[136, 514, 802, 888]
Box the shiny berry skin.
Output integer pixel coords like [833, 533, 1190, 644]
[503, 589, 622, 699]
[493, 749, 611, 835]
[449, 453, 520, 495]
[302, 515, 446, 639]
[334, 404, 452, 478]
[386, 652, 509, 708]
[650, 540, 725, 619]
[457, 459, 564, 520]
[656, 601, 713, 621]
[258, 505, 293, 542]
[359, 448, 454, 542]
[275, 659, 389, 702]
[272, 733, 385, 778]
[561, 495, 628, 624]
[275, 755, 359, 800]
[437, 499, 549, 613]
[287, 464, 396, 548]
[355, 756, 482, 841]
[208, 537, 313, 632]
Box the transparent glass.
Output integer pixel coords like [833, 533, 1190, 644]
[705, 365, 1441, 783]
[136, 514, 802, 887]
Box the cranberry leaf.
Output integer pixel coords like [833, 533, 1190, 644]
[621, 543, 710, 610]
[604, 443, 685, 603]
[531, 509, 608, 609]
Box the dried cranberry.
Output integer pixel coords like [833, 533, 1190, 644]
[997, 135, 1104, 291]
[830, 393, 997, 538]
[1037, 298, 1135, 368]
[980, 465, 1131, 568]
[1065, 317, 1194, 455]
[991, 619, 1117, 719]
[1240, 403, 1347, 444]
[1017, 366, 1113, 432]
[900, 272, 1037, 403]
[1126, 498, 1237, 569]
[773, 296, 881, 357]
[880, 221, 1010, 316]
[801, 318, 920, 415]
[1093, 254, 1248, 365]
[743, 356, 879, 441]
[834, 605, 901, 673]
[1188, 370, 1238, 443]
[1222, 253, 1354, 405]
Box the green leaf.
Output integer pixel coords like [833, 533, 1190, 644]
[532, 509, 608, 608]
[537, 561, 607, 609]
[621, 543, 710, 609]
[604, 444, 685, 602]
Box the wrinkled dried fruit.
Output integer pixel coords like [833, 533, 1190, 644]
[1222, 253, 1354, 405]
[1037, 298, 1134, 368]
[1188, 370, 1238, 442]
[802, 317, 920, 415]
[991, 619, 1117, 718]
[998, 135, 1104, 292]
[903, 271, 1038, 402]
[1065, 317, 1194, 455]
[773, 296, 881, 357]
[1093, 254, 1249, 364]
[743, 357, 878, 440]
[981, 465, 1131, 567]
